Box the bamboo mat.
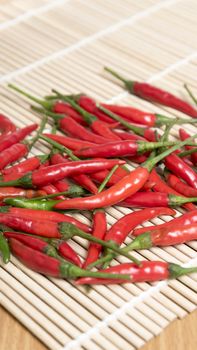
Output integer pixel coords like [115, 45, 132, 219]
[0, 0, 197, 349]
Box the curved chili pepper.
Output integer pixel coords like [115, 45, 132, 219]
[50, 239, 82, 267]
[133, 209, 197, 236]
[43, 133, 95, 150]
[89, 207, 175, 269]
[53, 93, 120, 141]
[9, 238, 130, 280]
[0, 158, 124, 188]
[0, 143, 28, 170]
[124, 224, 197, 251]
[83, 210, 107, 269]
[164, 153, 197, 189]
[54, 135, 197, 210]
[144, 168, 195, 211]
[0, 114, 16, 137]
[50, 152, 98, 194]
[0, 232, 10, 263]
[40, 184, 66, 200]
[167, 173, 197, 197]
[105, 67, 197, 118]
[119, 192, 197, 208]
[2, 217, 138, 263]
[98, 105, 157, 141]
[0, 123, 37, 153]
[179, 128, 197, 166]
[76, 261, 197, 285]
[75, 140, 178, 159]
[0, 206, 90, 233]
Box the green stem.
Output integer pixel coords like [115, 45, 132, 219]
[28, 113, 48, 150]
[40, 135, 79, 161]
[31, 106, 64, 122]
[52, 90, 97, 125]
[8, 84, 53, 110]
[88, 253, 114, 269]
[183, 84, 197, 105]
[60, 222, 140, 265]
[143, 133, 197, 172]
[104, 67, 128, 84]
[179, 148, 197, 157]
[168, 263, 197, 279]
[28, 185, 86, 200]
[98, 165, 119, 193]
[156, 113, 197, 125]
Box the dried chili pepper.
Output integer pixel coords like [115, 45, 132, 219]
[179, 128, 197, 166]
[0, 143, 28, 170]
[123, 224, 197, 251]
[105, 67, 197, 118]
[0, 205, 90, 233]
[0, 114, 16, 137]
[0, 231, 10, 263]
[75, 139, 177, 158]
[166, 173, 197, 198]
[133, 209, 197, 236]
[76, 261, 197, 285]
[9, 238, 131, 280]
[0, 158, 124, 188]
[119, 191, 197, 208]
[53, 92, 120, 141]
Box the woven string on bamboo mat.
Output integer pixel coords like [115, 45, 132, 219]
[0, 0, 197, 349]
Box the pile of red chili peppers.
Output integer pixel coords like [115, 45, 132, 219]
[0, 70, 197, 286]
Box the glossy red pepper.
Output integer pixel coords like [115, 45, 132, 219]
[83, 210, 107, 269]
[133, 209, 197, 236]
[50, 153, 98, 194]
[0, 143, 28, 170]
[0, 123, 37, 153]
[0, 206, 90, 233]
[144, 168, 195, 211]
[0, 114, 16, 137]
[9, 238, 130, 280]
[179, 128, 197, 166]
[75, 140, 176, 159]
[0, 187, 45, 201]
[55, 136, 197, 210]
[76, 261, 197, 285]
[105, 67, 197, 118]
[40, 184, 66, 200]
[51, 239, 82, 267]
[167, 173, 197, 198]
[0, 158, 124, 188]
[43, 133, 95, 150]
[124, 224, 197, 251]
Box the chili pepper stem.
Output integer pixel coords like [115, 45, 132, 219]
[40, 135, 79, 161]
[8, 84, 53, 110]
[28, 185, 86, 200]
[104, 67, 129, 85]
[70, 268, 131, 280]
[122, 233, 152, 252]
[59, 222, 140, 265]
[169, 263, 197, 279]
[98, 165, 119, 193]
[28, 113, 48, 150]
[179, 148, 197, 157]
[88, 253, 114, 269]
[143, 133, 197, 172]
[184, 84, 197, 106]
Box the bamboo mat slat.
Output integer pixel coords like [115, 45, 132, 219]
[0, 0, 197, 349]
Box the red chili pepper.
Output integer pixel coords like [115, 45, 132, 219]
[101, 103, 175, 127]
[76, 261, 197, 285]
[119, 191, 197, 208]
[105, 67, 197, 118]
[114, 130, 146, 141]
[40, 184, 66, 200]
[0, 143, 28, 170]
[9, 238, 131, 280]
[53, 93, 121, 141]
[0, 114, 16, 137]
[83, 210, 107, 269]
[125, 224, 197, 251]
[52, 102, 86, 125]
[0, 187, 45, 201]
[4, 231, 54, 253]
[144, 168, 195, 211]
[179, 128, 197, 166]
[0, 206, 90, 233]
[0, 158, 124, 188]
[51, 239, 82, 267]
[50, 153, 98, 194]
[166, 173, 197, 198]
[133, 209, 197, 237]
[90, 168, 127, 187]
[55, 136, 197, 210]
[0, 123, 37, 153]
[164, 153, 197, 189]
[43, 133, 95, 150]
[75, 139, 177, 159]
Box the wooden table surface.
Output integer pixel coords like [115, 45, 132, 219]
[1, 307, 197, 350]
